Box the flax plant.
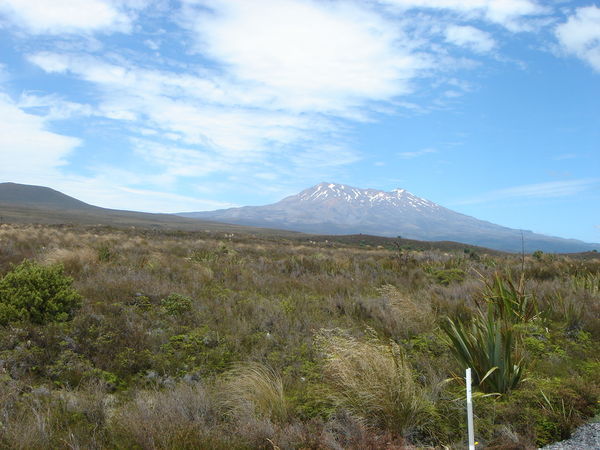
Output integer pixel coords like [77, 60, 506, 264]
[481, 273, 538, 324]
[442, 311, 524, 394]
[443, 273, 532, 394]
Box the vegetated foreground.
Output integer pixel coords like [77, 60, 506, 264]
[0, 224, 598, 449]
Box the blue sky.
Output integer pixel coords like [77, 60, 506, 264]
[0, 0, 599, 243]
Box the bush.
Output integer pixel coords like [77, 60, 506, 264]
[433, 268, 465, 286]
[0, 260, 82, 325]
[161, 293, 193, 316]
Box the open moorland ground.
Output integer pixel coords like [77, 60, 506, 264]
[0, 223, 598, 449]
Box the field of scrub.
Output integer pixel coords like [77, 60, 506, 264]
[0, 223, 598, 449]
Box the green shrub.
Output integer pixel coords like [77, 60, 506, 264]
[160, 293, 193, 316]
[0, 260, 82, 325]
[532, 250, 544, 261]
[97, 245, 113, 263]
[157, 328, 235, 376]
[433, 268, 465, 286]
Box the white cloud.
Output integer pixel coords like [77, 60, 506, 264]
[379, 0, 544, 31]
[132, 140, 228, 178]
[455, 179, 599, 205]
[28, 52, 325, 149]
[555, 6, 600, 72]
[32, 176, 237, 213]
[0, 93, 80, 179]
[0, 90, 231, 213]
[14, 0, 563, 212]
[182, 0, 430, 115]
[18, 92, 94, 120]
[27, 39, 364, 175]
[445, 25, 496, 53]
[398, 148, 437, 159]
[0, 0, 133, 34]
[89, 185, 236, 213]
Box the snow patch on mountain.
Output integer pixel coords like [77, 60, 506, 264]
[296, 182, 440, 211]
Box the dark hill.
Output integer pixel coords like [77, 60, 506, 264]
[0, 182, 98, 211]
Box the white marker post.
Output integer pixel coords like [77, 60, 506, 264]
[466, 368, 475, 450]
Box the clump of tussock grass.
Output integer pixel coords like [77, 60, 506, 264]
[41, 246, 98, 275]
[109, 381, 227, 449]
[316, 329, 432, 436]
[222, 362, 293, 425]
[375, 284, 432, 337]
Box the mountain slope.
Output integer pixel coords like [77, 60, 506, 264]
[0, 182, 99, 210]
[0, 182, 294, 235]
[180, 182, 599, 253]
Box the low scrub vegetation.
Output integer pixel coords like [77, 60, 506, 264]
[0, 259, 81, 325]
[0, 223, 598, 448]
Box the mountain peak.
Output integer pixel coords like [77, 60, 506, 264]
[293, 182, 440, 211]
[179, 182, 599, 253]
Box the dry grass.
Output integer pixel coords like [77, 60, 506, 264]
[223, 363, 292, 425]
[108, 382, 225, 449]
[317, 329, 432, 436]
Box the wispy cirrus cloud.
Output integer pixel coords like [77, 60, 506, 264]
[25, 0, 437, 186]
[454, 179, 599, 205]
[445, 25, 496, 53]
[398, 148, 437, 159]
[378, 0, 546, 31]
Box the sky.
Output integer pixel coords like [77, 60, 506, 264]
[0, 0, 599, 243]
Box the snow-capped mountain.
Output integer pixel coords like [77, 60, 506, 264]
[297, 183, 439, 210]
[180, 182, 599, 253]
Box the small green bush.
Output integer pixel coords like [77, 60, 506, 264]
[532, 250, 544, 261]
[0, 260, 82, 325]
[160, 293, 193, 316]
[433, 268, 465, 286]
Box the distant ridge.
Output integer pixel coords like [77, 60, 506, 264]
[0, 182, 98, 211]
[0, 182, 272, 234]
[180, 182, 600, 253]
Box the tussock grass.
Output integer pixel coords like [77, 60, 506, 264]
[317, 329, 431, 436]
[109, 382, 225, 449]
[223, 363, 292, 425]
